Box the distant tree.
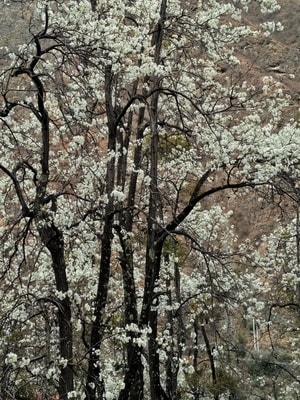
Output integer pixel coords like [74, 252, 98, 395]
[0, 0, 299, 399]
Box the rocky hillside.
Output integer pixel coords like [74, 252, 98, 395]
[1, 0, 298, 92]
[244, 0, 300, 101]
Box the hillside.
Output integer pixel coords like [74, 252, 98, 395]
[244, 0, 300, 101]
[1, 0, 299, 73]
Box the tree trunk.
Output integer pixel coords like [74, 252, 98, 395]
[38, 220, 74, 400]
[140, 0, 168, 394]
[118, 342, 144, 400]
[85, 215, 113, 400]
[141, 240, 168, 400]
[149, 306, 169, 400]
[116, 100, 147, 398]
[117, 231, 144, 400]
[86, 65, 117, 400]
[201, 323, 219, 400]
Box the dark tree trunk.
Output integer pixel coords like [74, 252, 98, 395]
[139, 0, 168, 395]
[85, 215, 113, 400]
[201, 323, 219, 400]
[85, 65, 117, 400]
[118, 342, 144, 400]
[165, 265, 178, 399]
[117, 231, 144, 400]
[149, 307, 169, 400]
[38, 220, 74, 400]
[116, 90, 147, 398]
[140, 240, 168, 400]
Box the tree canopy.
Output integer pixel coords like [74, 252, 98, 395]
[0, 0, 300, 399]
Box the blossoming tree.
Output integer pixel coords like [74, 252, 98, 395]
[0, 0, 299, 399]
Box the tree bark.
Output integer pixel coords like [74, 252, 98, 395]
[139, 1, 168, 397]
[38, 220, 74, 400]
[85, 65, 117, 400]
[117, 229, 144, 400]
[201, 323, 219, 400]
[116, 100, 147, 398]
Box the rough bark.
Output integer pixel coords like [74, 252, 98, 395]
[116, 111, 146, 399]
[201, 323, 219, 400]
[38, 220, 74, 400]
[85, 65, 117, 400]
